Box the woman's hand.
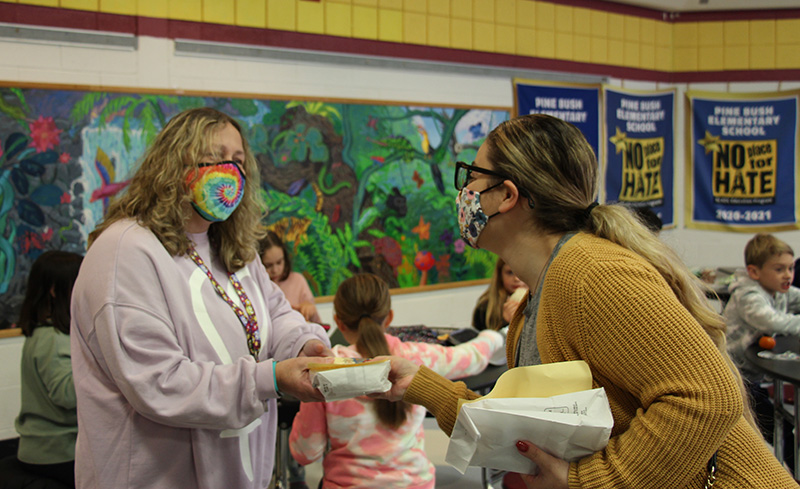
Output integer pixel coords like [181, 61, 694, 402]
[274, 356, 332, 402]
[515, 441, 569, 489]
[298, 339, 333, 358]
[368, 355, 419, 402]
[295, 302, 319, 321]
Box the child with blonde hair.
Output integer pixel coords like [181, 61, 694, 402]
[289, 273, 503, 489]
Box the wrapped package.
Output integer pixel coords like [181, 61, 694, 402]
[309, 358, 391, 401]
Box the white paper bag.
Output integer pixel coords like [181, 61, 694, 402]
[446, 387, 613, 474]
[310, 360, 391, 401]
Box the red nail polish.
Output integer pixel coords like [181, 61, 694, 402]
[516, 441, 528, 452]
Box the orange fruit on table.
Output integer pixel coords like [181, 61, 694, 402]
[758, 336, 776, 350]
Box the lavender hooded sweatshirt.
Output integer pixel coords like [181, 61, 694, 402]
[70, 220, 329, 489]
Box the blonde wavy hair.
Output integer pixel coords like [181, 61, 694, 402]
[89, 107, 266, 272]
[485, 113, 756, 428]
[473, 257, 512, 331]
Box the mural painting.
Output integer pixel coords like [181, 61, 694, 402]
[0, 85, 508, 327]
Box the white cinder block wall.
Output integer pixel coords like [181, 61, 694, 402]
[1, 34, 800, 439]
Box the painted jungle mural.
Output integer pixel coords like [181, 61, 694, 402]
[0, 86, 509, 328]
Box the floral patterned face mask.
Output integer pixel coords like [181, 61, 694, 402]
[455, 183, 503, 248]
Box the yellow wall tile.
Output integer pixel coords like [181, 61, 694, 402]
[328, 0, 351, 3]
[298, 1, 324, 33]
[590, 10, 607, 38]
[536, 29, 554, 58]
[516, 26, 535, 56]
[168, 0, 201, 21]
[640, 18, 655, 45]
[673, 23, 697, 47]
[451, 18, 472, 49]
[554, 4, 572, 33]
[536, 1, 554, 32]
[591, 37, 607, 64]
[515, 0, 534, 28]
[623, 41, 639, 67]
[496, 24, 515, 53]
[574, 34, 591, 62]
[428, 0, 448, 16]
[403, 11, 426, 44]
[473, 20, 495, 52]
[655, 21, 671, 47]
[698, 45, 724, 70]
[776, 43, 800, 69]
[673, 46, 697, 71]
[573, 7, 590, 35]
[451, 0, 471, 20]
[236, 0, 266, 28]
[777, 19, 800, 45]
[724, 20, 748, 46]
[138, 0, 167, 18]
[379, 0, 402, 9]
[495, 0, 515, 27]
[655, 46, 671, 71]
[101, 0, 136, 15]
[640, 43, 654, 70]
[473, 0, 493, 24]
[378, 8, 403, 41]
[750, 20, 774, 45]
[354, 0, 378, 5]
[353, 5, 378, 39]
[624, 16, 639, 42]
[203, 0, 234, 25]
[724, 45, 748, 70]
[326, 2, 352, 37]
[608, 39, 624, 66]
[404, 0, 425, 13]
[268, 0, 296, 30]
[428, 15, 450, 47]
[607, 13, 624, 41]
[61, 0, 97, 11]
[555, 32, 573, 60]
[750, 44, 775, 69]
[21, 0, 59, 6]
[697, 21, 722, 47]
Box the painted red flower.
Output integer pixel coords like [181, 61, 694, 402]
[60, 192, 71, 204]
[28, 116, 62, 153]
[59, 152, 70, 164]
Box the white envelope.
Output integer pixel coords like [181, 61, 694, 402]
[445, 361, 614, 474]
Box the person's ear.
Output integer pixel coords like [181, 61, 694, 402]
[496, 180, 521, 214]
[333, 314, 348, 333]
[746, 264, 760, 281]
[381, 310, 394, 331]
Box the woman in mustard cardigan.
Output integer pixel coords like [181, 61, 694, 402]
[381, 114, 797, 488]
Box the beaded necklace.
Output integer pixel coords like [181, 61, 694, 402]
[187, 245, 260, 359]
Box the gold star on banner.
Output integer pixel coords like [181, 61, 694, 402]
[609, 127, 627, 154]
[698, 131, 721, 154]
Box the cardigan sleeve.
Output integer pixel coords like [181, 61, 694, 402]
[402, 366, 481, 436]
[549, 257, 742, 489]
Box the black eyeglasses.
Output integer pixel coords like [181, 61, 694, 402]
[454, 161, 511, 191]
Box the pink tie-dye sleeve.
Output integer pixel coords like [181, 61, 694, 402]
[289, 401, 328, 465]
[392, 330, 503, 380]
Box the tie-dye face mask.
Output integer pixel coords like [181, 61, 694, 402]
[186, 161, 246, 223]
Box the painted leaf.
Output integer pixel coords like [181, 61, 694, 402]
[29, 150, 59, 165]
[19, 159, 45, 176]
[10, 168, 28, 195]
[17, 199, 45, 226]
[4, 132, 28, 161]
[30, 184, 63, 206]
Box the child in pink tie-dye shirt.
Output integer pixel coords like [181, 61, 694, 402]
[289, 274, 504, 489]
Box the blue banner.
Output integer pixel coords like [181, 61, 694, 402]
[514, 79, 601, 162]
[687, 91, 800, 231]
[604, 87, 675, 227]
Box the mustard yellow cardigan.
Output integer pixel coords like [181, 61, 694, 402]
[404, 233, 797, 488]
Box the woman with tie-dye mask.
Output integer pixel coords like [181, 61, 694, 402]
[70, 108, 332, 489]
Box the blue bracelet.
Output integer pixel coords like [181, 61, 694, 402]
[273, 361, 281, 397]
